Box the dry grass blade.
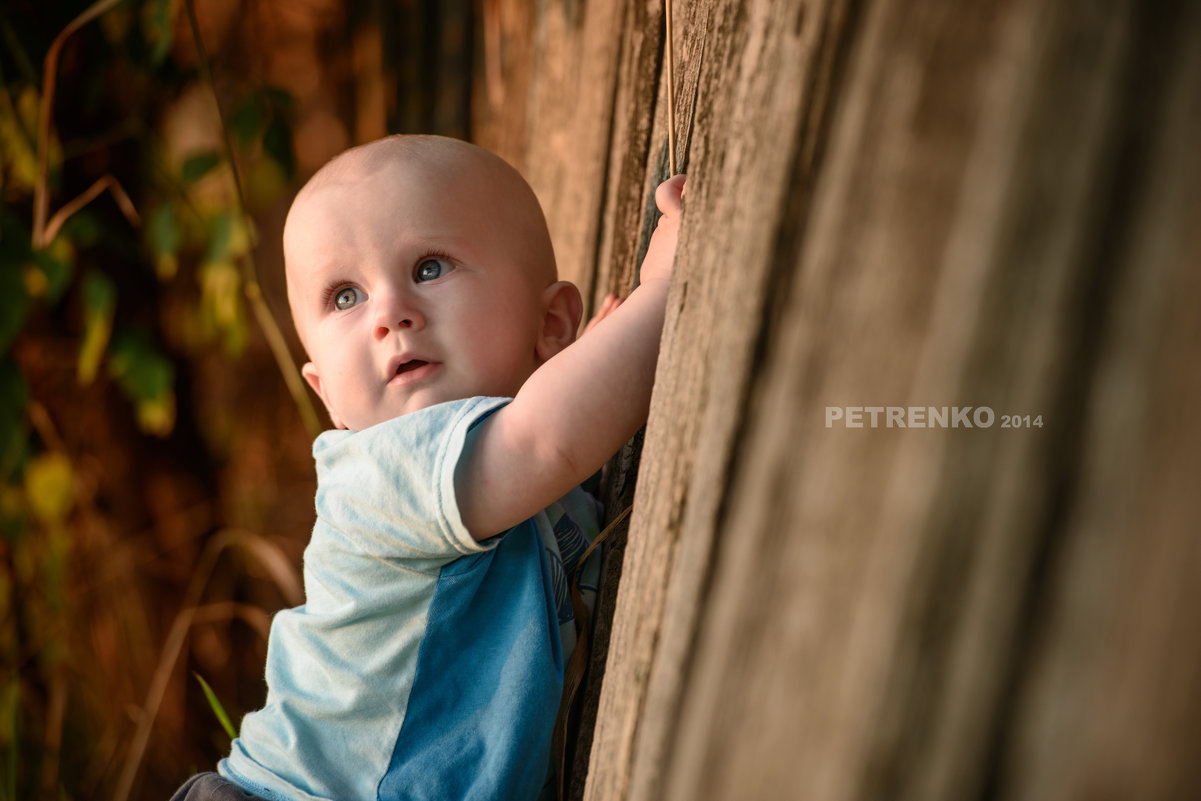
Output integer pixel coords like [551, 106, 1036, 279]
[112, 601, 272, 801]
[232, 530, 304, 607]
[664, 0, 677, 175]
[32, 0, 131, 250]
[112, 529, 299, 801]
[40, 174, 140, 247]
[38, 674, 67, 801]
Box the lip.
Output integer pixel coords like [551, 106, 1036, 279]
[386, 354, 441, 386]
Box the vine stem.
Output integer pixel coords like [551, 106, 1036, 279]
[33, 0, 138, 250]
[665, 0, 677, 174]
[182, 0, 322, 438]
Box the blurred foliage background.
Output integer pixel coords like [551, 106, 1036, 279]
[0, 0, 486, 798]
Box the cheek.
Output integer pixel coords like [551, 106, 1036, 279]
[312, 344, 367, 397]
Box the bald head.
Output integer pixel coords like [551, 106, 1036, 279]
[299, 136, 520, 196]
[284, 135, 558, 349]
[280, 135, 584, 430]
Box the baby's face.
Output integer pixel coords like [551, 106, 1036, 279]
[286, 146, 554, 430]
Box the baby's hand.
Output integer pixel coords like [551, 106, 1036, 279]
[639, 174, 686, 287]
[460, 177, 684, 540]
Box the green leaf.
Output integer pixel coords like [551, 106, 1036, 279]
[203, 210, 252, 262]
[199, 259, 246, 356]
[0, 211, 33, 355]
[194, 673, 237, 741]
[200, 261, 241, 326]
[146, 202, 181, 280]
[59, 208, 102, 248]
[108, 329, 175, 398]
[205, 212, 233, 264]
[0, 360, 27, 419]
[0, 209, 32, 259]
[261, 87, 296, 113]
[229, 99, 263, 148]
[0, 257, 30, 357]
[0, 359, 28, 484]
[108, 329, 176, 436]
[81, 269, 117, 317]
[141, 0, 177, 65]
[262, 118, 295, 180]
[0, 85, 40, 191]
[181, 151, 221, 184]
[31, 237, 75, 303]
[77, 270, 117, 386]
[23, 452, 73, 526]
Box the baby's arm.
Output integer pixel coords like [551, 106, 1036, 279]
[458, 175, 686, 539]
[581, 292, 623, 335]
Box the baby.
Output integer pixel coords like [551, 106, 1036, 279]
[171, 135, 684, 801]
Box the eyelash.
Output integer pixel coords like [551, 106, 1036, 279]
[415, 250, 454, 279]
[320, 282, 356, 311]
[319, 251, 457, 311]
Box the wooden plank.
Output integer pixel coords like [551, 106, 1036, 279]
[590, 0, 1201, 799]
[481, 2, 1201, 800]
[655, 0, 1082, 792]
[520, 0, 626, 298]
[991, 3, 1201, 797]
[584, 0, 851, 798]
[471, 2, 667, 796]
[473, 0, 627, 301]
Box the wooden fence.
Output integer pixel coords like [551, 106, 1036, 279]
[479, 1, 1201, 800]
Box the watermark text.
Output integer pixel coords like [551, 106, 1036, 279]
[825, 406, 1044, 429]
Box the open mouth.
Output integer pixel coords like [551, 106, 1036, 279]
[396, 359, 429, 376]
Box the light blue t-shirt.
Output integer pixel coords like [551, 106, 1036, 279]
[219, 397, 601, 801]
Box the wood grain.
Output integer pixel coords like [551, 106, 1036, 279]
[478, 1, 1201, 799]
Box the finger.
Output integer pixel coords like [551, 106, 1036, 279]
[655, 174, 687, 215]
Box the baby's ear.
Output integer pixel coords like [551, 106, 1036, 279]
[302, 362, 346, 429]
[536, 281, 583, 362]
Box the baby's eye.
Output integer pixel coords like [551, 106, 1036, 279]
[333, 286, 365, 310]
[414, 258, 456, 283]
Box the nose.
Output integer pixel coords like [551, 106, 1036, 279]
[372, 291, 425, 340]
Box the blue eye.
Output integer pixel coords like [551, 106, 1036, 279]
[333, 286, 365, 310]
[415, 258, 455, 283]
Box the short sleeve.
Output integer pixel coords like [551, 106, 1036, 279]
[311, 397, 509, 563]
